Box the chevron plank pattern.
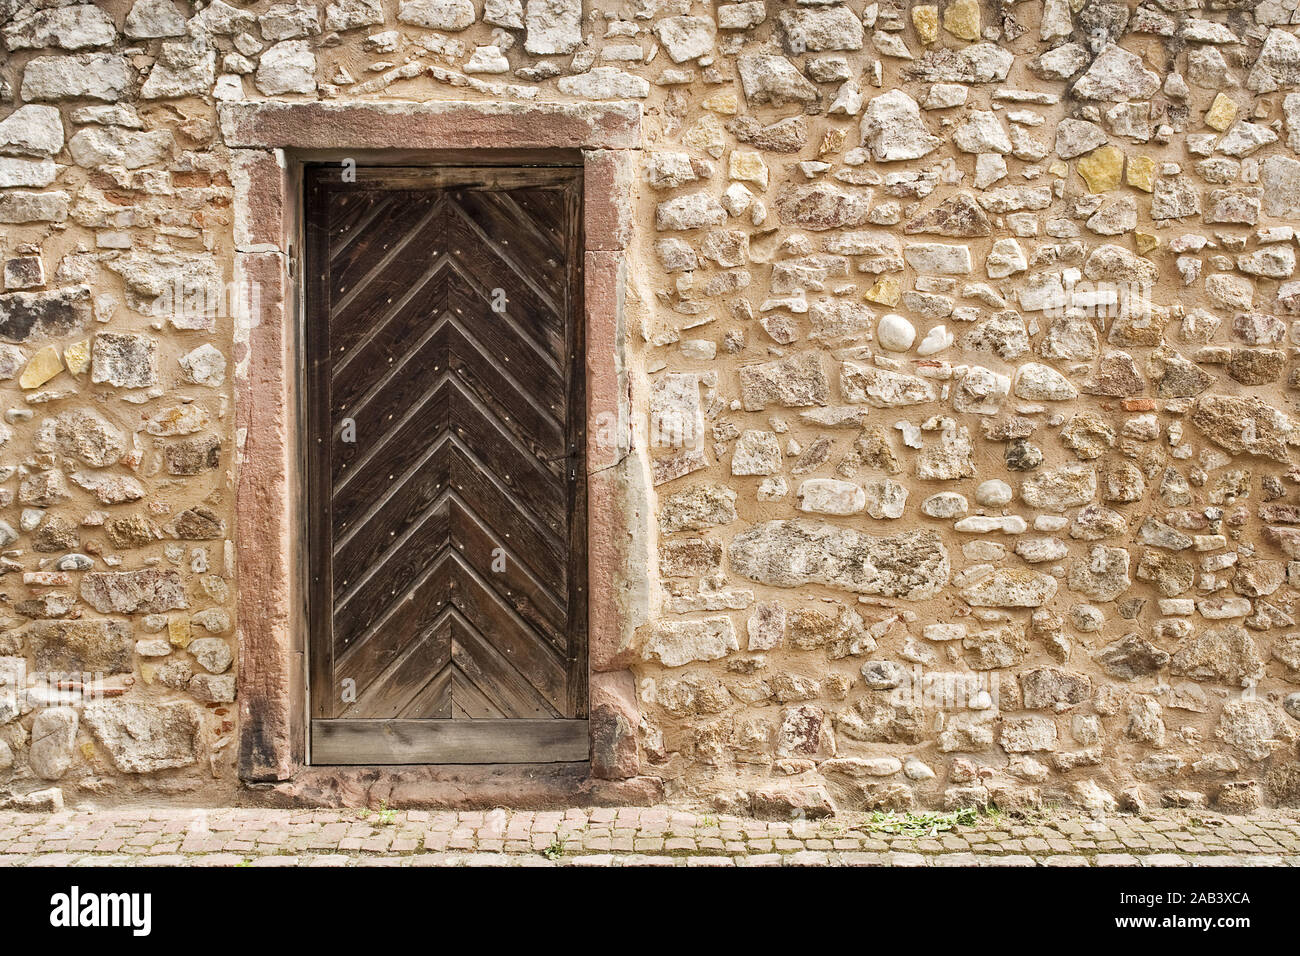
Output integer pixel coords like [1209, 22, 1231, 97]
[305, 167, 587, 751]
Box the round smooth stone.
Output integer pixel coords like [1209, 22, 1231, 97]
[877, 313, 916, 352]
[975, 479, 1013, 507]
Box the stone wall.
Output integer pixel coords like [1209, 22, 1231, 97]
[1, 0, 1299, 815]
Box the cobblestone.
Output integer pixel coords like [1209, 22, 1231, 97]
[0, 807, 1296, 866]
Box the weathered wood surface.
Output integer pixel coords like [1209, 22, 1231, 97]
[305, 166, 587, 763]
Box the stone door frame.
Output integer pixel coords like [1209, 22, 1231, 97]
[221, 101, 648, 803]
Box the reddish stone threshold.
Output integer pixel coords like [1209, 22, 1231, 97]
[246, 766, 664, 811]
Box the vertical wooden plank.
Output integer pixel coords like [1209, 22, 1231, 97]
[565, 172, 590, 720]
[305, 166, 335, 721]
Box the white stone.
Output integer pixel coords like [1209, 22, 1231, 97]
[986, 238, 1027, 278]
[140, 38, 216, 99]
[954, 515, 1028, 534]
[951, 365, 1010, 415]
[21, 53, 130, 102]
[254, 40, 317, 94]
[731, 430, 782, 476]
[876, 313, 915, 352]
[864, 477, 907, 519]
[1015, 537, 1069, 563]
[923, 84, 968, 109]
[397, 0, 476, 30]
[1073, 44, 1160, 101]
[125, 0, 189, 38]
[904, 758, 936, 781]
[860, 89, 939, 162]
[463, 45, 510, 74]
[558, 66, 650, 99]
[1248, 28, 1300, 93]
[524, 0, 581, 55]
[962, 568, 1057, 606]
[1014, 362, 1078, 400]
[798, 478, 866, 515]
[921, 492, 968, 518]
[69, 128, 173, 170]
[4, 5, 116, 50]
[916, 324, 953, 355]
[924, 623, 966, 642]
[953, 111, 1012, 154]
[840, 361, 938, 407]
[643, 618, 739, 667]
[656, 193, 727, 231]
[736, 54, 817, 106]
[975, 480, 1013, 507]
[28, 707, 77, 780]
[0, 157, 56, 188]
[0, 105, 64, 157]
[653, 15, 715, 63]
[904, 243, 972, 275]
[974, 153, 1007, 189]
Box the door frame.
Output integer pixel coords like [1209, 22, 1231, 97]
[223, 102, 649, 798]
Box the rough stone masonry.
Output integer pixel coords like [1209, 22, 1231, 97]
[1, 0, 1300, 818]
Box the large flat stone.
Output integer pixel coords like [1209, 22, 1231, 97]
[80, 570, 187, 614]
[82, 699, 200, 773]
[26, 619, 133, 675]
[21, 53, 129, 101]
[728, 520, 949, 600]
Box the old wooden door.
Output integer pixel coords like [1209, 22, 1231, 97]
[304, 165, 588, 765]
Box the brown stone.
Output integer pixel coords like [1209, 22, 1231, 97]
[27, 619, 133, 675]
[165, 434, 222, 475]
[172, 505, 224, 539]
[80, 570, 187, 614]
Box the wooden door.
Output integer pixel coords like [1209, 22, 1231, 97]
[304, 165, 588, 765]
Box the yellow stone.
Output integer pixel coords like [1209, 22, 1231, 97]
[943, 0, 981, 41]
[1205, 93, 1237, 132]
[1126, 155, 1157, 192]
[168, 614, 192, 649]
[729, 149, 769, 189]
[818, 127, 847, 157]
[19, 345, 62, 389]
[140, 663, 156, 685]
[912, 5, 938, 43]
[79, 742, 95, 761]
[865, 277, 901, 307]
[63, 338, 91, 377]
[1077, 146, 1124, 193]
[1048, 160, 1069, 178]
[682, 116, 726, 159]
[1136, 232, 1159, 254]
[701, 89, 737, 115]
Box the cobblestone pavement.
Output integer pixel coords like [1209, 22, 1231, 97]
[0, 807, 1297, 867]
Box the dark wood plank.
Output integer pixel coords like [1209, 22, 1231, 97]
[305, 168, 336, 720]
[442, 553, 568, 705]
[339, 619, 452, 719]
[451, 614, 561, 718]
[556, 172, 588, 719]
